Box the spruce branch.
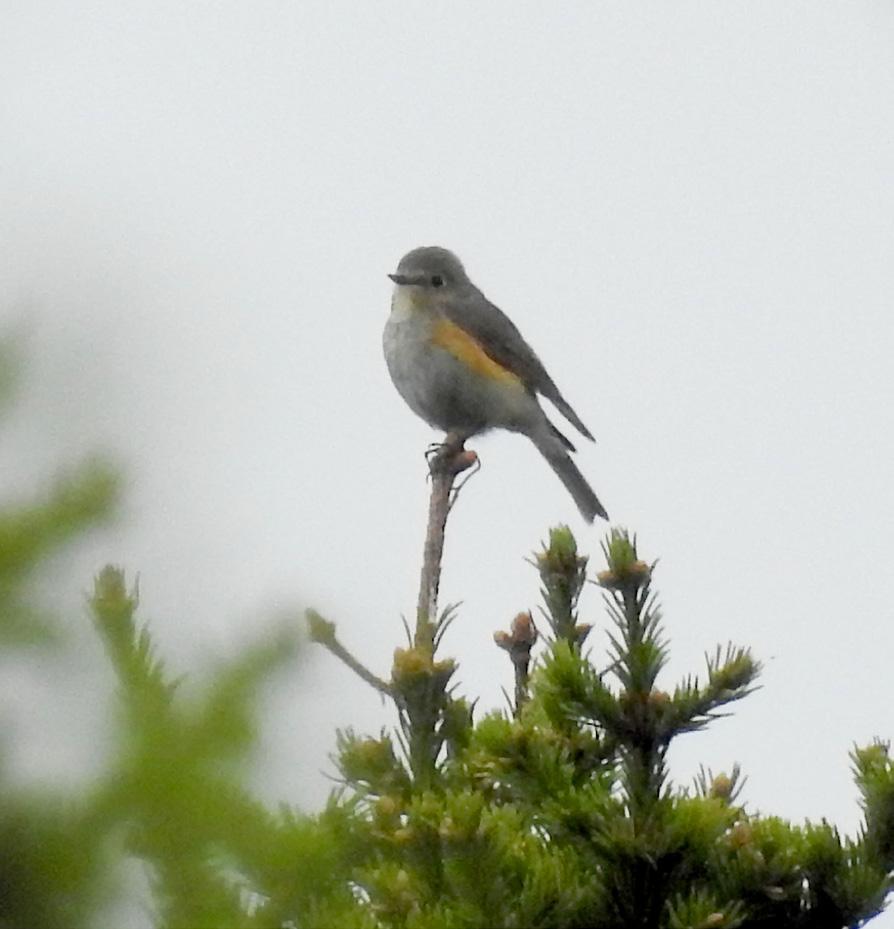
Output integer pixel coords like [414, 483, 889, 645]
[596, 530, 667, 700]
[90, 565, 177, 720]
[853, 740, 894, 872]
[532, 525, 590, 644]
[1, 459, 120, 644]
[1, 459, 120, 578]
[335, 728, 412, 797]
[391, 642, 458, 790]
[537, 638, 623, 737]
[694, 763, 746, 805]
[670, 645, 760, 735]
[89, 566, 299, 929]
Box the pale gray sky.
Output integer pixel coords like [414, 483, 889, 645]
[2, 2, 894, 923]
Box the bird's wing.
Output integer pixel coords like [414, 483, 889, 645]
[441, 288, 595, 441]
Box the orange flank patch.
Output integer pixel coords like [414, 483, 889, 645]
[431, 319, 523, 387]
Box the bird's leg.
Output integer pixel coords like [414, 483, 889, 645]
[424, 431, 468, 477]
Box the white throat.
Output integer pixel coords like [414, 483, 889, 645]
[390, 284, 420, 320]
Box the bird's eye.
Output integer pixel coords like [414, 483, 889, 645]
[431, 275, 444, 287]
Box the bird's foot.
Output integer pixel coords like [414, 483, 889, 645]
[425, 433, 476, 479]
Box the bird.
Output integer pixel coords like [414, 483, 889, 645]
[383, 246, 608, 522]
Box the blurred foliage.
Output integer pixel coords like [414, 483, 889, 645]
[0, 347, 334, 928]
[0, 457, 120, 645]
[3, 340, 893, 927]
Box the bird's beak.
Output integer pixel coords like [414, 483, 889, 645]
[388, 272, 425, 286]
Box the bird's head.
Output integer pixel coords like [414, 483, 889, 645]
[388, 246, 470, 297]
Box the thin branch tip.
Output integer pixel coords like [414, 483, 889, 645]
[416, 436, 478, 645]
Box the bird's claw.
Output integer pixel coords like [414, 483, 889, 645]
[424, 433, 467, 478]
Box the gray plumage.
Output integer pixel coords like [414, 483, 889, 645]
[392, 248, 594, 443]
[384, 246, 608, 521]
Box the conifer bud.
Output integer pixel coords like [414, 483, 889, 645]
[94, 564, 128, 604]
[598, 528, 651, 590]
[376, 795, 399, 818]
[510, 611, 537, 646]
[391, 648, 456, 697]
[546, 525, 578, 567]
[710, 772, 733, 801]
[493, 631, 511, 649]
[305, 609, 336, 645]
[91, 566, 138, 643]
[392, 646, 432, 678]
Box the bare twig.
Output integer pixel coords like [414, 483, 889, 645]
[325, 638, 393, 698]
[306, 609, 394, 698]
[494, 612, 538, 716]
[306, 437, 476, 702]
[415, 435, 477, 653]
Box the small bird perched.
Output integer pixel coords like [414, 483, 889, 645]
[383, 246, 608, 522]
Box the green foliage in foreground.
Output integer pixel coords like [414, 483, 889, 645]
[2, 346, 893, 928]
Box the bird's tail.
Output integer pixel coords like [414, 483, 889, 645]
[530, 424, 608, 523]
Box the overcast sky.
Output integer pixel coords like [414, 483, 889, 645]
[2, 2, 894, 924]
